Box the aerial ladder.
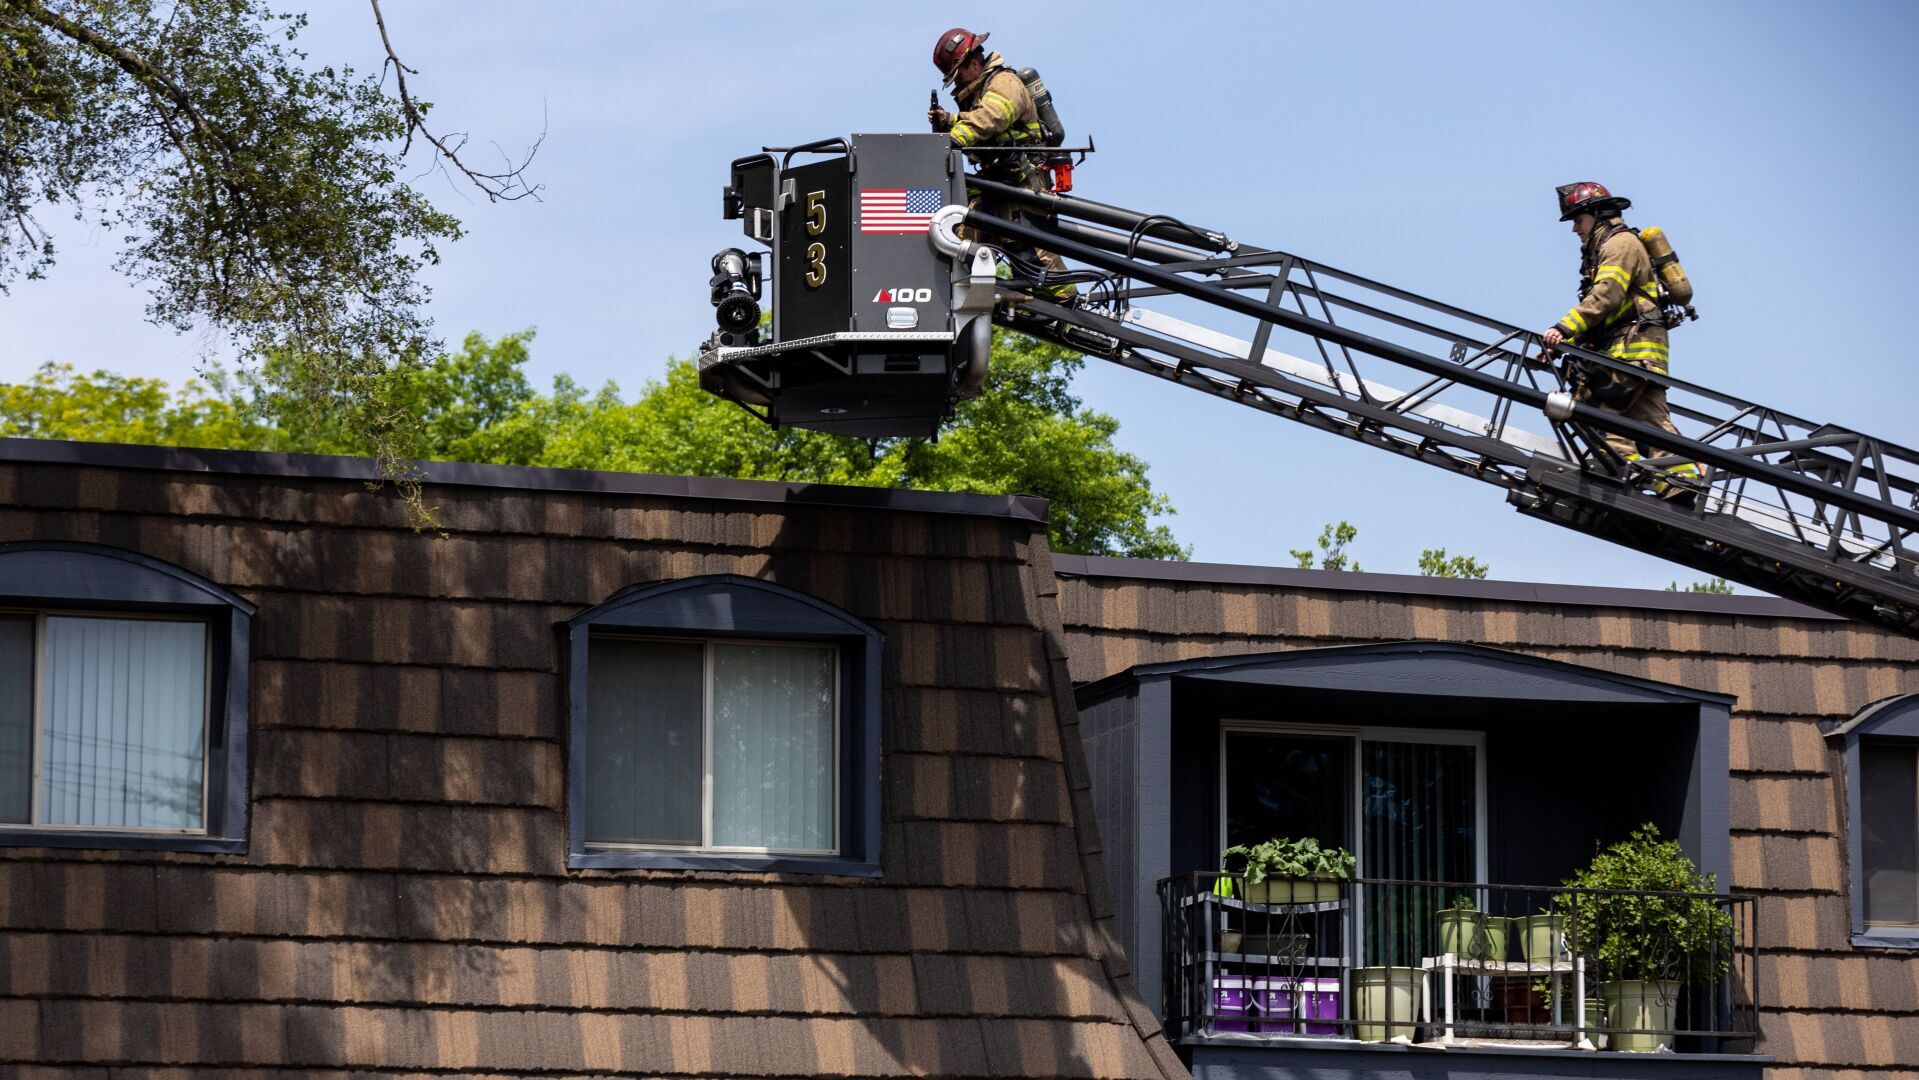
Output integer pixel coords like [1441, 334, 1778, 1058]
[698, 135, 1919, 638]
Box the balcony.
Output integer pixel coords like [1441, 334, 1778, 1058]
[1159, 873, 1760, 1071]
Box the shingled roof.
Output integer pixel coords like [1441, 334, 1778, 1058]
[0, 440, 1184, 1079]
[1053, 553, 1919, 1075]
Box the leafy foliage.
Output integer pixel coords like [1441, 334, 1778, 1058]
[1221, 836, 1357, 884]
[1419, 548, 1490, 579]
[0, 0, 501, 508]
[0, 362, 270, 447]
[1554, 824, 1734, 985]
[1292, 520, 1362, 572]
[1293, 521, 1493, 578]
[1665, 577, 1733, 594]
[1, 330, 1186, 559]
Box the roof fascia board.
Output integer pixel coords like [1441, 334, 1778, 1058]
[0, 437, 1049, 523]
[1054, 552, 1837, 622]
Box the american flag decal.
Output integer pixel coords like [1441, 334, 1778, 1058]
[859, 188, 944, 234]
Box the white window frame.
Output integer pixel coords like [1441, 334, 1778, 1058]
[585, 634, 841, 858]
[1216, 720, 1490, 885]
[0, 607, 213, 837]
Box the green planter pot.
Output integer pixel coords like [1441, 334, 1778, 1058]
[1601, 979, 1679, 1052]
[1353, 966, 1424, 1042]
[1517, 913, 1565, 965]
[1244, 875, 1341, 905]
[1435, 909, 1509, 961]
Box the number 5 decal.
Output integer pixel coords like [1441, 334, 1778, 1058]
[805, 242, 827, 288]
[805, 191, 826, 236]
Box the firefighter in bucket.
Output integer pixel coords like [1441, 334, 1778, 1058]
[927, 27, 1077, 302]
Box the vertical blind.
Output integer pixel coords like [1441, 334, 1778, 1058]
[1362, 740, 1477, 965]
[40, 616, 208, 831]
[711, 644, 835, 852]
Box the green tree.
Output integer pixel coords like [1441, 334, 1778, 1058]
[1418, 548, 1490, 579]
[1665, 577, 1733, 594]
[1, 0, 537, 504]
[1292, 520, 1362, 572]
[2, 331, 1185, 559]
[239, 330, 538, 460]
[0, 362, 270, 447]
[456, 333, 1186, 559]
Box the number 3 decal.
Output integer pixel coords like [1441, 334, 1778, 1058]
[805, 242, 827, 288]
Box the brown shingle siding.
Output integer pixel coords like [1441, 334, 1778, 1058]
[1732, 831, 1846, 893]
[1760, 953, 1919, 1013]
[0, 454, 1164, 1076]
[1731, 714, 1830, 774]
[0, 934, 1134, 1024]
[887, 754, 1071, 824]
[1729, 774, 1840, 834]
[883, 688, 1063, 762]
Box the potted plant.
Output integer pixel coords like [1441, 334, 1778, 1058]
[1221, 836, 1356, 905]
[1434, 891, 1508, 961]
[1516, 909, 1565, 966]
[1555, 824, 1734, 1053]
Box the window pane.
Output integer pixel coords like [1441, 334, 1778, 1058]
[1862, 741, 1919, 926]
[586, 638, 704, 846]
[0, 616, 33, 824]
[41, 616, 207, 831]
[1224, 731, 1351, 852]
[711, 644, 835, 852]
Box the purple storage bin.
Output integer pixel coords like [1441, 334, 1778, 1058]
[1212, 977, 1341, 1035]
[1210, 977, 1256, 1032]
[1255, 977, 1340, 1035]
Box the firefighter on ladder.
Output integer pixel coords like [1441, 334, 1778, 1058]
[1541, 182, 1702, 500]
[927, 28, 1077, 301]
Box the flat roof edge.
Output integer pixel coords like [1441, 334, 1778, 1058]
[1052, 553, 1839, 622]
[0, 437, 1051, 523]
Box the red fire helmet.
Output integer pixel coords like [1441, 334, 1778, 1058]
[1556, 181, 1631, 221]
[933, 27, 989, 85]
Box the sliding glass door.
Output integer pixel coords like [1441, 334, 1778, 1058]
[1222, 725, 1484, 964]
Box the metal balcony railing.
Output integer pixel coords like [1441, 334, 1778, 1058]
[1158, 873, 1759, 1053]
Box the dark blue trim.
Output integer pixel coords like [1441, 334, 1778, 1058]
[0, 543, 251, 854]
[1828, 695, 1919, 948]
[565, 575, 883, 876]
[1187, 1039, 1767, 1079]
[1079, 640, 1736, 708]
[0, 541, 256, 613]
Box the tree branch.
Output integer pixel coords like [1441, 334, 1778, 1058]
[368, 0, 542, 203]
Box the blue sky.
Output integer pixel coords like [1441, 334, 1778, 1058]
[7, 1, 1916, 588]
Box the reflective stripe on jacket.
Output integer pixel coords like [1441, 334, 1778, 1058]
[949, 63, 1045, 149]
[1554, 221, 1670, 373]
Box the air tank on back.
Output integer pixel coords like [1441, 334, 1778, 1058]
[1016, 67, 1066, 152]
[1639, 226, 1694, 307]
